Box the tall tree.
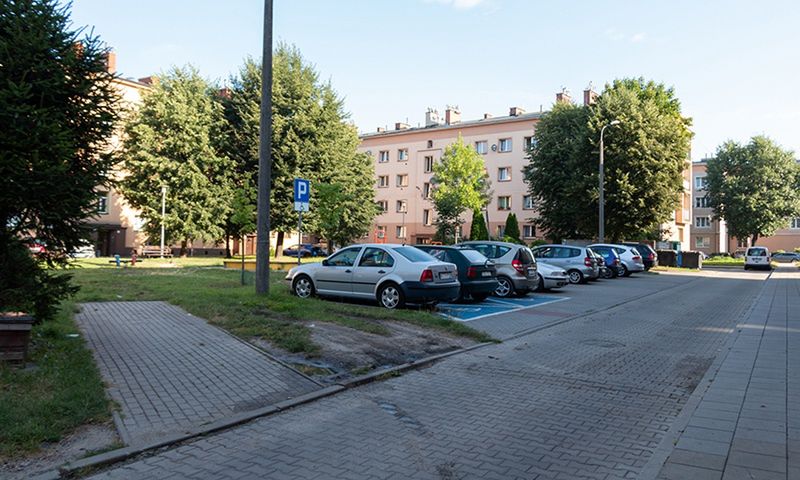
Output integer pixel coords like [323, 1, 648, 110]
[524, 78, 692, 242]
[469, 209, 489, 240]
[705, 136, 800, 245]
[0, 0, 120, 320]
[504, 213, 521, 243]
[120, 66, 232, 256]
[431, 136, 491, 243]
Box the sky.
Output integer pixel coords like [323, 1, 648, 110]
[69, 0, 800, 161]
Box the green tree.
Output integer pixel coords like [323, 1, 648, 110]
[431, 136, 491, 243]
[0, 0, 120, 321]
[504, 213, 521, 243]
[469, 209, 489, 240]
[705, 136, 800, 245]
[120, 66, 232, 256]
[314, 179, 380, 251]
[524, 78, 692, 242]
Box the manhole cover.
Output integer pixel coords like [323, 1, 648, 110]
[580, 339, 626, 348]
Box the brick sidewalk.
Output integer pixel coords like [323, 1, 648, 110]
[655, 267, 799, 479]
[77, 301, 320, 445]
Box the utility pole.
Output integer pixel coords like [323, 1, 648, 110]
[255, 0, 273, 295]
[599, 120, 620, 243]
[160, 185, 166, 258]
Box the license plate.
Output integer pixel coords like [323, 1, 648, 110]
[481, 271, 491, 277]
[439, 272, 452, 280]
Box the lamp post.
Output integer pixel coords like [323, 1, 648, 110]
[255, 0, 273, 295]
[160, 185, 167, 259]
[599, 120, 621, 243]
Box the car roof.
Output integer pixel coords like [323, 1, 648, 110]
[461, 240, 519, 247]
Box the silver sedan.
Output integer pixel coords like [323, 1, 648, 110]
[285, 244, 460, 309]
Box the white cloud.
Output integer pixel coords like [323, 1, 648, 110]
[630, 32, 646, 43]
[605, 28, 647, 43]
[426, 0, 486, 9]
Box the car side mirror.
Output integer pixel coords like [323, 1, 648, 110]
[321, 259, 329, 266]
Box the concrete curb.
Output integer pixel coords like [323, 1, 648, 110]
[638, 269, 774, 479]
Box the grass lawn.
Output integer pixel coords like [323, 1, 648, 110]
[703, 256, 745, 266]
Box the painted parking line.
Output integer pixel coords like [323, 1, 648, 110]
[438, 296, 570, 322]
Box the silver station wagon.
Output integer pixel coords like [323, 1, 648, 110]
[285, 244, 460, 309]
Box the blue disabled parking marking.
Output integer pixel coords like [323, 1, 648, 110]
[438, 296, 570, 322]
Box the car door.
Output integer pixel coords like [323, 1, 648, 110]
[314, 246, 362, 295]
[351, 247, 396, 297]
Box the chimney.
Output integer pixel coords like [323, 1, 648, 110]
[104, 50, 116, 73]
[444, 105, 461, 125]
[509, 106, 526, 117]
[217, 87, 232, 99]
[583, 84, 598, 106]
[425, 108, 440, 127]
[394, 122, 409, 130]
[376, 126, 385, 133]
[555, 89, 571, 104]
[483, 113, 493, 120]
[138, 76, 158, 85]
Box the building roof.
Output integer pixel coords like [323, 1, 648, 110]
[359, 111, 545, 140]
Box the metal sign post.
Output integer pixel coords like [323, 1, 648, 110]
[293, 178, 310, 265]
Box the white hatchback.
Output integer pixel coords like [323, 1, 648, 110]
[744, 246, 771, 270]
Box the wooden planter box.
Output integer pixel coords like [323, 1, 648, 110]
[0, 312, 34, 365]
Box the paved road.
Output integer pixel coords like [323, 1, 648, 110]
[77, 301, 319, 445]
[86, 270, 772, 479]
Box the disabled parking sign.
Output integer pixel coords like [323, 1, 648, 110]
[294, 178, 310, 212]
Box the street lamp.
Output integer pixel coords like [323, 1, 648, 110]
[599, 120, 621, 243]
[160, 185, 167, 259]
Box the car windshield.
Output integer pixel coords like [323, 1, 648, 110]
[517, 247, 535, 264]
[469, 244, 511, 259]
[459, 249, 488, 263]
[748, 248, 767, 256]
[393, 246, 436, 263]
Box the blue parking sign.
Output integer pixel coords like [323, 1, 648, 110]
[294, 178, 310, 212]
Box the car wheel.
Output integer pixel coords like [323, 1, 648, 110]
[567, 269, 584, 284]
[292, 275, 315, 298]
[493, 276, 514, 298]
[602, 268, 614, 279]
[536, 274, 545, 291]
[378, 282, 404, 309]
[620, 264, 630, 277]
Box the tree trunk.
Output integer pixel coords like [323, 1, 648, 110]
[225, 235, 231, 258]
[274, 231, 284, 258]
[752, 234, 759, 246]
[180, 239, 188, 257]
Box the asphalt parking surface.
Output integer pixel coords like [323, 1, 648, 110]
[437, 294, 570, 322]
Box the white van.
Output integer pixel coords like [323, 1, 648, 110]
[744, 246, 771, 270]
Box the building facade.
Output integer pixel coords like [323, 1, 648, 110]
[691, 160, 800, 255]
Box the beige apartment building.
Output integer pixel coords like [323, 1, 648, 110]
[359, 90, 692, 247]
[690, 160, 800, 255]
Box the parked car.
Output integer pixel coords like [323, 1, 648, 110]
[744, 246, 771, 270]
[621, 242, 658, 270]
[283, 243, 327, 258]
[588, 245, 623, 278]
[589, 243, 645, 276]
[69, 243, 96, 258]
[530, 244, 599, 284]
[459, 241, 537, 298]
[285, 244, 459, 309]
[771, 251, 800, 263]
[415, 245, 497, 302]
[27, 240, 47, 256]
[534, 262, 569, 291]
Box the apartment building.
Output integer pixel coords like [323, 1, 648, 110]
[691, 160, 800, 255]
[360, 89, 691, 247]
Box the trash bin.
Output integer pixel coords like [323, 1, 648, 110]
[677, 251, 683, 267]
[681, 251, 702, 269]
[0, 312, 34, 365]
[657, 250, 677, 267]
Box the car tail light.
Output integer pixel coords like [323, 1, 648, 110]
[648, 252, 655, 260]
[511, 259, 525, 274]
[632, 255, 641, 262]
[615, 258, 620, 265]
[420, 269, 434, 282]
[584, 257, 592, 267]
[467, 266, 477, 279]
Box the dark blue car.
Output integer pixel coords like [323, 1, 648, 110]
[589, 246, 623, 278]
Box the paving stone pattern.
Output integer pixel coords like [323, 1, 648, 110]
[77, 301, 319, 445]
[90, 273, 764, 479]
[657, 268, 799, 480]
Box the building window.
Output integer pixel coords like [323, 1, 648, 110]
[396, 200, 407, 213]
[378, 150, 389, 163]
[378, 175, 389, 188]
[426, 140, 433, 149]
[377, 200, 388, 213]
[498, 167, 511, 182]
[97, 192, 109, 214]
[498, 196, 511, 210]
[695, 236, 710, 248]
[791, 218, 800, 229]
[423, 182, 431, 199]
[694, 176, 708, 190]
[396, 225, 407, 239]
[496, 225, 505, 237]
[376, 225, 386, 239]
[695, 196, 710, 208]
[424, 156, 434, 173]
[398, 149, 408, 161]
[396, 174, 408, 187]
[523, 195, 534, 210]
[475, 141, 488, 155]
[737, 238, 749, 248]
[523, 136, 534, 150]
[423, 209, 431, 226]
[499, 138, 512, 152]
[523, 225, 535, 238]
[695, 216, 711, 228]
